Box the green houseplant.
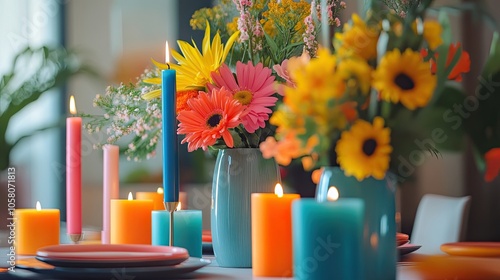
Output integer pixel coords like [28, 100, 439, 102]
[0, 46, 88, 171]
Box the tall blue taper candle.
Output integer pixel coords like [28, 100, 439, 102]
[162, 66, 179, 203]
[162, 42, 179, 247]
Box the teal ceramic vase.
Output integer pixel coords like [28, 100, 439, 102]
[315, 167, 397, 279]
[211, 148, 280, 267]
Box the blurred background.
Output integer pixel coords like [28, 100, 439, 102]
[1, 0, 499, 244]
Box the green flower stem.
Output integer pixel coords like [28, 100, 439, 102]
[381, 101, 391, 120]
[368, 88, 379, 121]
[236, 126, 252, 148]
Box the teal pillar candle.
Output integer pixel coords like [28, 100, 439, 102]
[152, 210, 202, 257]
[292, 198, 365, 280]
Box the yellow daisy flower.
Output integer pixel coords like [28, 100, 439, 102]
[142, 24, 239, 99]
[335, 14, 380, 60]
[372, 48, 436, 110]
[287, 48, 338, 105]
[284, 49, 340, 134]
[270, 107, 305, 135]
[336, 117, 392, 181]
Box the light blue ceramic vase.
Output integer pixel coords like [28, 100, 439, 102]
[315, 167, 397, 279]
[211, 148, 280, 267]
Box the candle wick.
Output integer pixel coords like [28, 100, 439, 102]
[167, 63, 171, 70]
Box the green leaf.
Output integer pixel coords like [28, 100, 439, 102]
[264, 33, 279, 63]
[0, 46, 91, 171]
[431, 44, 462, 106]
[483, 32, 500, 76]
[230, 129, 244, 148]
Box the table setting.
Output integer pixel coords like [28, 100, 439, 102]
[4, 238, 500, 280]
[3, 0, 500, 279]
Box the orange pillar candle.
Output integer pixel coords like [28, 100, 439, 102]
[15, 201, 60, 255]
[110, 192, 153, 244]
[179, 191, 187, 209]
[251, 184, 300, 277]
[136, 187, 164, 211]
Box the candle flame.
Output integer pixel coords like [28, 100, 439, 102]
[69, 95, 77, 115]
[128, 192, 133, 201]
[327, 186, 339, 201]
[165, 41, 170, 64]
[36, 201, 42, 211]
[176, 202, 181, 211]
[274, 183, 284, 198]
[157, 187, 163, 194]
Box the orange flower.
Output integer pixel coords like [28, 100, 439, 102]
[446, 43, 471, 82]
[259, 134, 301, 166]
[423, 43, 470, 82]
[260, 136, 279, 159]
[311, 168, 324, 184]
[484, 148, 500, 182]
[177, 87, 243, 152]
[176, 89, 200, 114]
[340, 102, 358, 123]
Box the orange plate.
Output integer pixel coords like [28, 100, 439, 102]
[441, 242, 500, 257]
[35, 244, 190, 268]
[397, 239, 409, 246]
[409, 255, 500, 279]
[202, 230, 212, 243]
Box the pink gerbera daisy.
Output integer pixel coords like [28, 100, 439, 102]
[177, 87, 243, 152]
[209, 61, 277, 133]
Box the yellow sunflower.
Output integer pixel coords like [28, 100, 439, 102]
[334, 14, 380, 60]
[423, 20, 443, 50]
[336, 117, 392, 181]
[142, 24, 239, 100]
[392, 20, 442, 51]
[332, 58, 372, 97]
[372, 48, 436, 110]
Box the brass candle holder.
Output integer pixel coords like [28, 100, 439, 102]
[68, 233, 83, 244]
[164, 201, 179, 246]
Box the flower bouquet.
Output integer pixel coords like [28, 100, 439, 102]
[251, 1, 470, 277]
[260, 0, 471, 184]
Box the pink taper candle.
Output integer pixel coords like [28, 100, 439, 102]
[102, 144, 119, 244]
[66, 95, 82, 242]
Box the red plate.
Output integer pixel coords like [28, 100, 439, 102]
[36, 244, 189, 268]
[441, 242, 500, 257]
